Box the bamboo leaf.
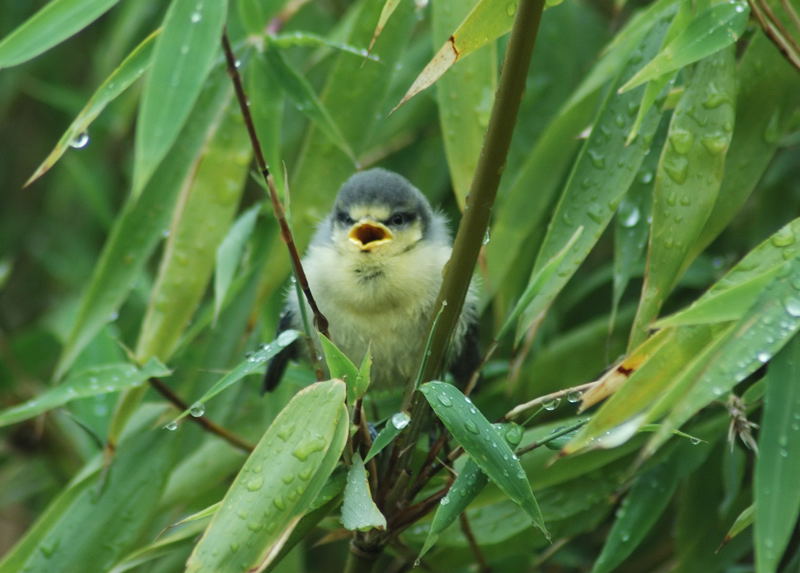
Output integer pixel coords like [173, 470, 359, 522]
[630, 46, 736, 347]
[319, 335, 371, 402]
[364, 412, 411, 463]
[169, 330, 299, 424]
[368, 0, 402, 52]
[0, 0, 121, 69]
[271, 31, 379, 60]
[55, 71, 233, 379]
[644, 257, 800, 458]
[516, 18, 670, 343]
[26, 30, 158, 186]
[620, 1, 749, 93]
[0, 359, 169, 428]
[755, 334, 800, 573]
[263, 47, 357, 163]
[133, 0, 228, 194]
[342, 453, 386, 531]
[721, 504, 753, 546]
[432, 0, 496, 209]
[214, 205, 260, 321]
[135, 100, 251, 362]
[420, 381, 548, 537]
[186, 380, 348, 573]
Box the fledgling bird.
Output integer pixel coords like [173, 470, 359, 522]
[263, 168, 479, 392]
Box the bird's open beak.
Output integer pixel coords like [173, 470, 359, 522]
[348, 221, 393, 251]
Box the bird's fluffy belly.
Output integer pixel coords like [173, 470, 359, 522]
[295, 243, 452, 387]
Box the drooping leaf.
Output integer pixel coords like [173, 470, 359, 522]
[26, 30, 158, 186]
[420, 381, 548, 537]
[55, 71, 233, 379]
[620, 1, 749, 93]
[169, 330, 300, 424]
[342, 453, 386, 531]
[186, 379, 348, 573]
[0, 359, 169, 428]
[0, 0, 121, 69]
[133, 0, 228, 194]
[755, 334, 800, 573]
[630, 46, 736, 347]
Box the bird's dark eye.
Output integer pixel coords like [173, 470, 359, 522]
[336, 211, 355, 226]
[389, 212, 415, 226]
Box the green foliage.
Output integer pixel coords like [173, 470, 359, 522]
[2, 0, 800, 571]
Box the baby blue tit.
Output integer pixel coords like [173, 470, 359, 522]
[263, 168, 478, 391]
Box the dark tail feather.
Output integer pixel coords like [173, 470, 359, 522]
[262, 309, 299, 394]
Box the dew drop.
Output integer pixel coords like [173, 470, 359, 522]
[543, 398, 561, 411]
[567, 390, 583, 403]
[440, 496, 451, 505]
[618, 201, 640, 228]
[189, 402, 205, 417]
[669, 130, 694, 154]
[277, 330, 296, 346]
[701, 133, 728, 155]
[69, 131, 90, 149]
[505, 2, 517, 16]
[246, 476, 263, 491]
[663, 156, 689, 184]
[588, 149, 605, 169]
[438, 394, 453, 407]
[784, 297, 800, 317]
[464, 420, 480, 434]
[391, 412, 411, 430]
[757, 351, 771, 364]
[164, 421, 178, 431]
[190, 11, 201, 23]
[587, 203, 605, 224]
[639, 170, 653, 184]
[292, 435, 327, 460]
[771, 227, 795, 247]
[482, 229, 491, 246]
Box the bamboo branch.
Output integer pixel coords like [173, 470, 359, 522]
[221, 31, 330, 339]
[149, 378, 254, 452]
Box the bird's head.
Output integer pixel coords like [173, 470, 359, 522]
[327, 168, 437, 257]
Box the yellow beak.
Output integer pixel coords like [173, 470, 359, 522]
[348, 221, 393, 251]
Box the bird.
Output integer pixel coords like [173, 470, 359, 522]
[263, 168, 479, 393]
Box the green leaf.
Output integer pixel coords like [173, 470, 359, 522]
[722, 503, 753, 545]
[270, 31, 380, 60]
[417, 423, 523, 560]
[319, 334, 370, 402]
[186, 379, 348, 573]
[432, 0, 496, 209]
[516, 19, 669, 343]
[0, 359, 169, 428]
[236, 0, 287, 36]
[214, 205, 260, 320]
[263, 47, 357, 163]
[26, 30, 158, 186]
[368, 0, 402, 51]
[694, 32, 800, 255]
[644, 257, 800, 458]
[342, 453, 386, 531]
[755, 334, 800, 573]
[135, 100, 251, 362]
[0, 428, 178, 573]
[170, 330, 300, 424]
[395, 0, 513, 108]
[620, 1, 749, 93]
[420, 381, 548, 537]
[0, 0, 121, 69]
[55, 70, 233, 379]
[630, 46, 736, 347]
[364, 411, 411, 463]
[133, 0, 228, 194]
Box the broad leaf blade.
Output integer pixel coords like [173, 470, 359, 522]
[0, 0, 121, 68]
[342, 453, 386, 531]
[133, 0, 228, 194]
[186, 380, 348, 572]
[420, 381, 548, 537]
[755, 335, 800, 573]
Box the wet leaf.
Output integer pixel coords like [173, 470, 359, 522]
[620, 1, 749, 93]
[630, 46, 736, 347]
[214, 205, 260, 321]
[0, 359, 169, 428]
[420, 381, 548, 537]
[186, 380, 348, 572]
[319, 335, 370, 402]
[0, 0, 121, 68]
[364, 411, 411, 463]
[26, 30, 158, 186]
[342, 453, 386, 531]
[133, 0, 228, 194]
[169, 330, 300, 424]
[755, 334, 800, 573]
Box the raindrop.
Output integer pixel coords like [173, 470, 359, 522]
[464, 420, 480, 434]
[438, 394, 453, 407]
[440, 496, 451, 505]
[689, 437, 701, 446]
[246, 476, 263, 491]
[663, 156, 689, 184]
[543, 398, 560, 411]
[701, 133, 729, 155]
[771, 227, 795, 247]
[190, 11, 201, 23]
[588, 149, 605, 169]
[69, 131, 90, 149]
[618, 201, 640, 228]
[784, 297, 800, 317]
[391, 412, 411, 430]
[669, 130, 694, 154]
[189, 402, 206, 417]
[566, 390, 582, 403]
[757, 351, 771, 364]
[505, 3, 517, 16]
[639, 170, 653, 184]
[587, 203, 605, 224]
[164, 421, 178, 431]
[482, 229, 491, 246]
[277, 330, 296, 346]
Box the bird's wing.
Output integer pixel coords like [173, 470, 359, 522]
[262, 308, 300, 393]
[449, 312, 480, 389]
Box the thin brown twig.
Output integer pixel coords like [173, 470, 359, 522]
[220, 31, 330, 340]
[503, 381, 599, 421]
[749, 0, 800, 71]
[758, 0, 800, 54]
[149, 377, 254, 452]
[459, 513, 491, 573]
[781, 0, 800, 33]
